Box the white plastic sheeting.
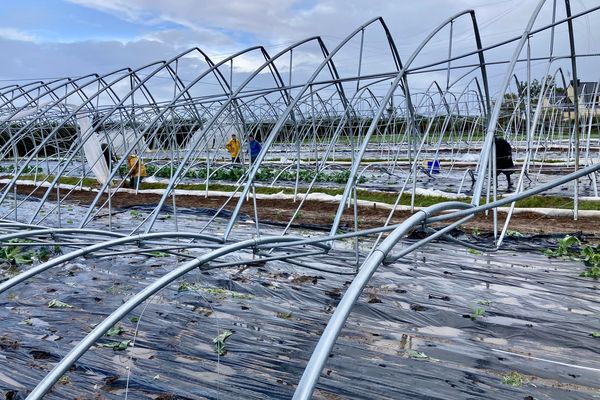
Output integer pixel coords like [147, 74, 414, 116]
[100, 128, 147, 157]
[77, 115, 110, 184]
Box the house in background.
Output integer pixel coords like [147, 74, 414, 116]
[563, 79, 600, 119]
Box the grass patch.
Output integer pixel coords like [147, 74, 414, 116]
[502, 371, 525, 387]
[13, 174, 598, 210]
[513, 195, 599, 210]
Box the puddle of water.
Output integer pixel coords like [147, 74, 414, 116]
[485, 315, 536, 327]
[488, 284, 537, 297]
[0, 371, 25, 388]
[542, 304, 596, 315]
[176, 364, 235, 381]
[495, 297, 521, 306]
[126, 346, 157, 359]
[417, 326, 462, 337]
[193, 341, 214, 353]
[369, 335, 425, 355]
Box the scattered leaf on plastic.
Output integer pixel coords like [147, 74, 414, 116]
[105, 326, 127, 337]
[276, 311, 292, 320]
[99, 340, 130, 351]
[470, 307, 485, 320]
[178, 282, 254, 299]
[48, 299, 73, 308]
[506, 230, 525, 238]
[591, 331, 600, 338]
[213, 330, 233, 356]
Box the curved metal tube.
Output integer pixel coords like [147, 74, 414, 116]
[471, 0, 547, 205]
[292, 201, 471, 399]
[328, 10, 481, 237]
[26, 235, 310, 400]
[0, 231, 220, 295]
[429, 161, 600, 224]
[0, 228, 124, 242]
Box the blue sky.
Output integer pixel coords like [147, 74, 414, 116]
[0, 0, 180, 42]
[0, 0, 599, 87]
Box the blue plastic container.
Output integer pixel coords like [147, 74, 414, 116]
[427, 160, 440, 174]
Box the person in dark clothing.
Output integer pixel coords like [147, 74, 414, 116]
[494, 136, 514, 189]
[101, 143, 117, 170]
[248, 134, 262, 164]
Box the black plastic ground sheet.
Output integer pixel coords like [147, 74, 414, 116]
[1, 228, 600, 399]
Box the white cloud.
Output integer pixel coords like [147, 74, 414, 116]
[1, 0, 599, 97]
[0, 27, 37, 42]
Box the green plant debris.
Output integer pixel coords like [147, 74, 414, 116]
[149, 250, 170, 257]
[106, 283, 132, 294]
[470, 307, 485, 320]
[506, 230, 525, 238]
[407, 350, 429, 359]
[137, 163, 368, 185]
[543, 236, 600, 279]
[477, 300, 492, 306]
[213, 330, 233, 356]
[105, 325, 127, 337]
[581, 266, 600, 279]
[130, 210, 142, 219]
[178, 282, 254, 299]
[590, 331, 600, 338]
[0, 240, 35, 266]
[206, 288, 254, 299]
[130, 316, 140, 323]
[467, 248, 481, 255]
[99, 340, 130, 351]
[580, 245, 600, 279]
[48, 299, 73, 308]
[276, 311, 292, 320]
[543, 235, 580, 257]
[177, 281, 194, 292]
[502, 371, 525, 387]
[58, 375, 70, 385]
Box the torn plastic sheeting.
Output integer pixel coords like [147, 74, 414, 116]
[1, 229, 600, 399]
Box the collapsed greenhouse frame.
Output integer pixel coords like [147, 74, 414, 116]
[1, 0, 600, 398]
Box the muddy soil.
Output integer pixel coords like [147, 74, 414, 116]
[16, 184, 600, 239]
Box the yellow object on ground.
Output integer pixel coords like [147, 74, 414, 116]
[127, 155, 147, 177]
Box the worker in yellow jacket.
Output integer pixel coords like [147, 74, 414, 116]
[225, 134, 241, 163]
[127, 154, 147, 189]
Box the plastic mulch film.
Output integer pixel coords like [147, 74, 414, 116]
[1, 226, 600, 399]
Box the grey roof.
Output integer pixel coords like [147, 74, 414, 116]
[572, 81, 600, 105]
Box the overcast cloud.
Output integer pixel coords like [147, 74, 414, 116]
[1, 0, 599, 93]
